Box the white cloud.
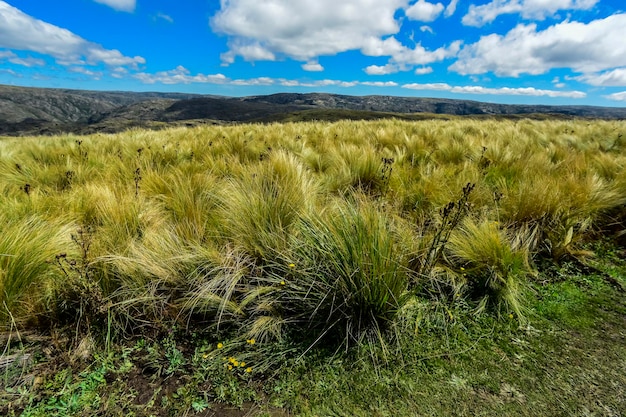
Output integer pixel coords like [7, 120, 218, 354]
[605, 91, 626, 102]
[0, 2, 145, 69]
[450, 15, 626, 77]
[444, 0, 459, 17]
[365, 64, 400, 75]
[134, 66, 227, 84]
[406, 1, 444, 22]
[280, 79, 360, 88]
[111, 67, 129, 79]
[212, 0, 406, 62]
[462, 0, 599, 27]
[415, 66, 433, 74]
[402, 82, 586, 98]
[69, 66, 103, 79]
[221, 42, 276, 64]
[0, 68, 20, 77]
[420, 25, 434, 34]
[154, 13, 174, 23]
[212, 0, 457, 73]
[362, 81, 399, 87]
[93, 0, 136, 12]
[0, 50, 44, 67]
[576, 68, 626, 87]
[302, 62, 324, 72]
[132, 66, 393, 89]
[404, 82, 453, 91]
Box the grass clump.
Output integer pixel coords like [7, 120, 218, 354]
[446, 218, 535, 320]
[0, 216, 70, 324]
[278, 201, 409, 346]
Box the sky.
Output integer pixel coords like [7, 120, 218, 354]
[1, 0, 625, 106]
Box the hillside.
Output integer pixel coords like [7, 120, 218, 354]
[1, 84, 626, 135]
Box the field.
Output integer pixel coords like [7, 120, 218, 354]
[0, 118, 625, 416]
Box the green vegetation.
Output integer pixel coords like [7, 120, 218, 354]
[1, 118, 625, 415]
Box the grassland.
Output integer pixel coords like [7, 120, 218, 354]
[0, 118, 625, 416]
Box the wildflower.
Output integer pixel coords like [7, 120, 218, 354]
[460, 267, 465, 271]
[246, 367, 252, 373]
[247, 339, 255, 345]
[228, 365, 233, 370]
[228, 357, 235, 363]
[233, 360, 239, 367]
[202, 353, 209, 359]
[280, 280, 286, 286]
[240, 362, 246, 367]
[217, 342, 224, 349]
[508, 314, 514, 319]
[288, 263, 295, 268]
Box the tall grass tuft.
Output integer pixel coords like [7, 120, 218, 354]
[278, 201, 409, 346]
[446, 218, 535, 321]
[0, 215, 71, 325]
[218, 151, 317, 261]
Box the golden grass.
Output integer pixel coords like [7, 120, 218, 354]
[0, 118, 624, 339]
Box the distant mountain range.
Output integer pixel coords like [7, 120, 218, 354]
[1, 84, 625, 136]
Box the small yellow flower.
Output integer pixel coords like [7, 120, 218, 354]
[217, 342, 224, 349]
[460, 267, 465, 271]
[508, 314, 514, 319]
[202, 353, 209, 359]
[240, 361, 246, 367]
[233, 360, 239, 367]
[288, 263, 295, 268]
[247, 338, 256, 345]
[227, 365, 233, 370]
[245, 367, 252, 373]
[280, 280, 286, 286]
[228, 357, 235, 363]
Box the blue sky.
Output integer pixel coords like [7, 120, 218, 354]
[1, 0, 625, 106]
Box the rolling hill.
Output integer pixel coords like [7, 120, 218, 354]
[1, 84, 625, 135]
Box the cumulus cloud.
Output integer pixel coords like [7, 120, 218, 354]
[462, 0, 599, 27]
[450, 14, 626, 77]
[362, 81, 399, 87]
[132, 66, 396, 89]
[444, 0, 459, 17]
[605, 91, 626, 102]
[302, 62, 324, 72]
[93, 0, 136, 12]
[0, 50, 44, 67]
[362, 36, 461, 70]
[212, 0, 405, 61]
[402, 82, 586, 98]
[405, 0, 444, 22]
[576, 68, 626, 87]
[0, 2, 145, 69]
[69, 66, 103, 79]
[212, 0, 457, 73]
[134, 66, 227, 84]
[415, 66, 433, 74]
[365, 64, 400, 75]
